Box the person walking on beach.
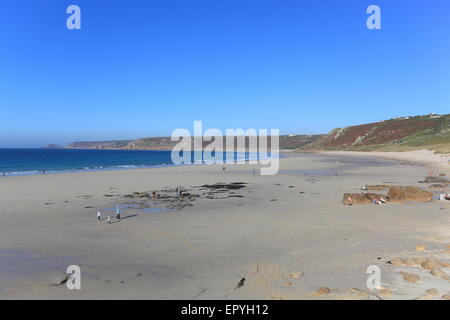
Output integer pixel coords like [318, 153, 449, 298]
[107, 216, 112, 224]
[97, 210, 102, 221]
[115, 206, 121, 220]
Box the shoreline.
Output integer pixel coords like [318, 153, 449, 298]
[2, 147, 449, 178]
[0, 150, 279, 178]
[0, 163, 174, 177]
[3, 149, 449, 178]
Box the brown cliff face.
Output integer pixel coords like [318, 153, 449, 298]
[64, 135, 324, 151]
[59, 114, 450, 152]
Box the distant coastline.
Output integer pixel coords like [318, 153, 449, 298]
[46, 113, 450, 153]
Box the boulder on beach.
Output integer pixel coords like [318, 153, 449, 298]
[421, 258, 443, 270]
[313, 287, 331, 296]
[402, 258, 417, 266]
[400, 272, 420, 283]
[430, 269, 449, 280]
[426, 288, 439, 296]
[415, 245, 426, 251]
[343, 193, 386, 205]
[379, 288, 392, 298]
[387, 186, 433, 203]
[343, 185, 433, 205]
[413, 257, 427, 265]
[350, 288, 367, 296]
[289, 271, 303, 279]
[367, 185, 392, 191]
[388, 257, 427, 266]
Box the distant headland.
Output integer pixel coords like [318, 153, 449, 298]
[49, 113, 450, 153]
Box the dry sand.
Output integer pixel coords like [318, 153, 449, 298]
[321, 150, 450, 173]
[0, 152, 449, 299]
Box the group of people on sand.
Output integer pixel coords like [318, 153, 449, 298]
[361, 185, 387, 205]
[176, 186, 184, 197]
[97, 206, 121, 224]
[372, 196, 387, 205]
[95, 190, 162, 224]
[440, 193, 450, 201]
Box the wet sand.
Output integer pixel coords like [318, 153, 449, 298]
[0, 153, 449, 299]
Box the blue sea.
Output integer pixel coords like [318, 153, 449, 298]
[0, 149, 257, 176]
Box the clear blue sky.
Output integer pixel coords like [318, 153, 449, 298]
[1, 0, 449, 147]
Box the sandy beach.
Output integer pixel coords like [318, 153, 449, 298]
[0, 152, 449, 300]
[321, 150, 450, 172]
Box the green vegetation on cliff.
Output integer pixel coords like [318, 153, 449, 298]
[59, 114, 450, 153]
[302, 114, 450, 153]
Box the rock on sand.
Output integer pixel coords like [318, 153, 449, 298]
[387, 186, 433, 203]
[289, 272, 303, 279]
[415, 245, 426, 251]
[430, 268, 450, 280]
[426, 288, 440, 296]
[314, 287, 331, 296]
[400, 272, 420, 283]
[343, 193, 385, 205]
[421, 258, 443, 270]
